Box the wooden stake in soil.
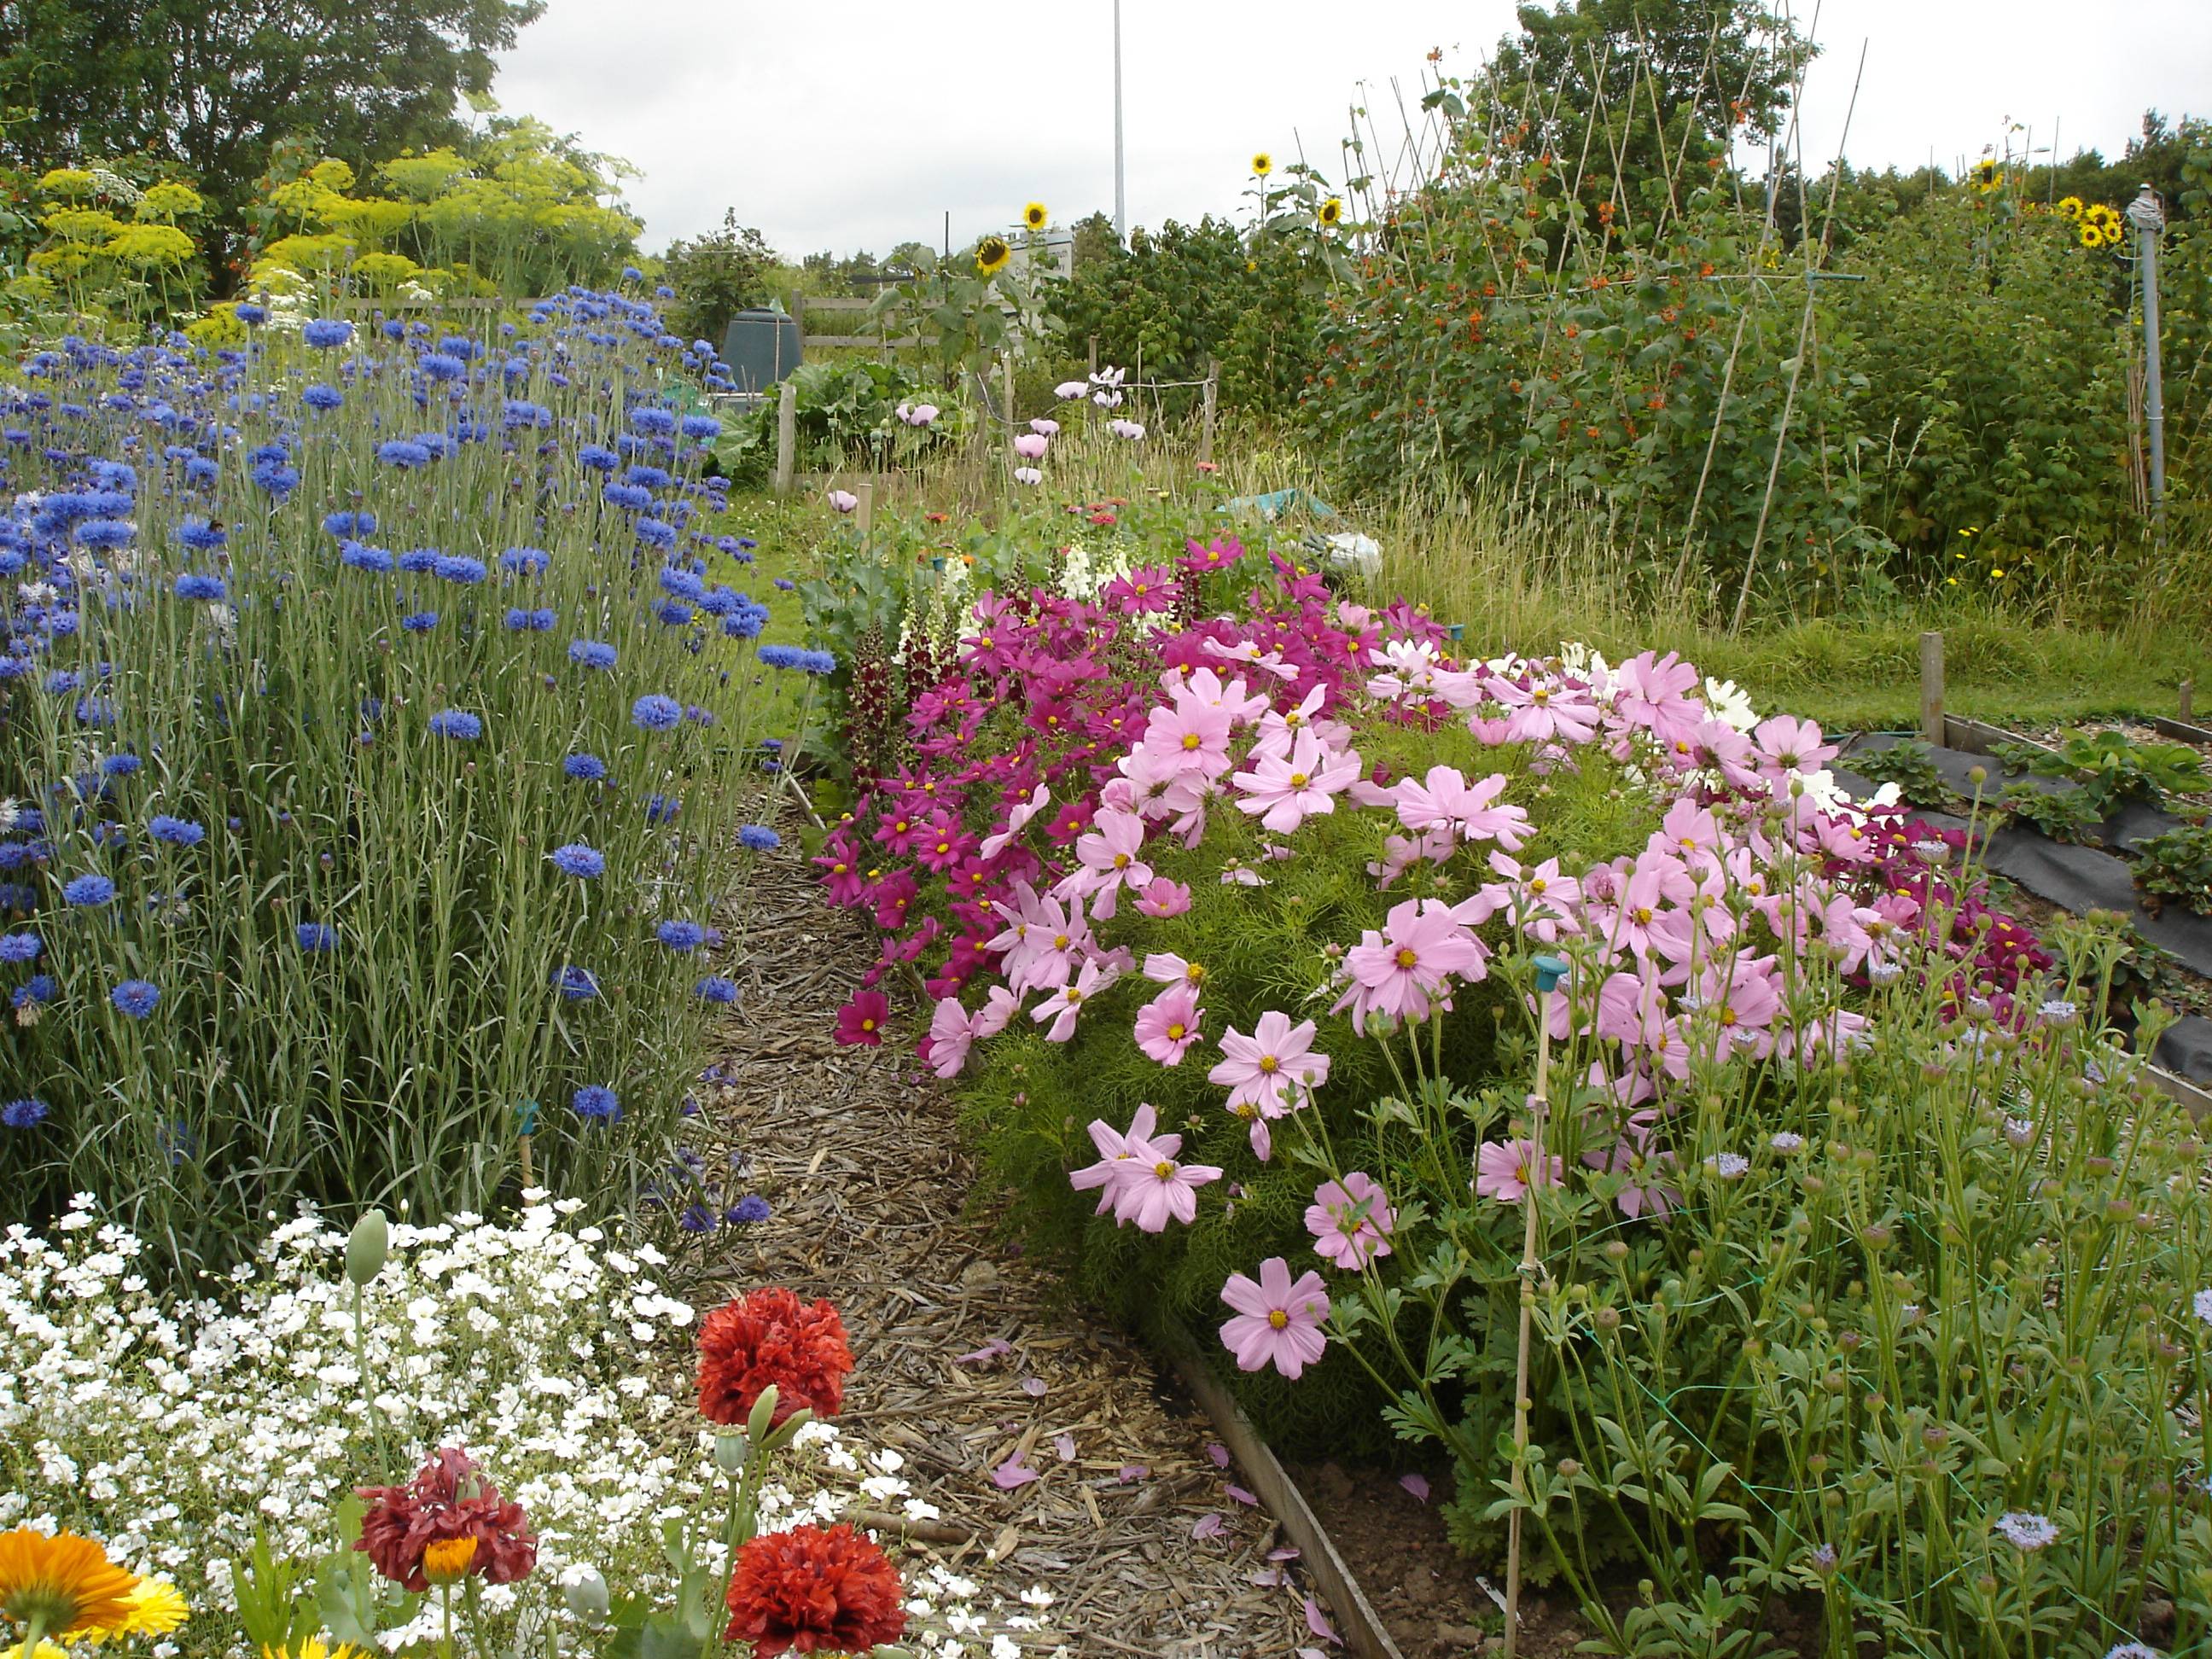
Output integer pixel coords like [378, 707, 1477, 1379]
[1918, 631, 1945, 749]
[1003, 352, 1017, 437]
[2182, 678, 2196, 721]
[1503, 955, 1569, 1659]
[1201, 361, 1219, 467]
[1088, 335, 1099, 378]
[773, 380, 797, 497]
[855, 480, 876, 538]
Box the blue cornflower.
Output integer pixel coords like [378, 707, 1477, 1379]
[434, 555, 487, 585]
[678, 1203, 718, 1232]
[295, 922, 338, 952]
[148, 815, 205, 846]
[632, 694, 682, 731]
[573, 1084, 621, 1123]
[11, 975, 56, 1010]
[630, 406, 676, 436]
[341, 542, 395, 573]
[549, 842, 605, 877]
[680, 413, 721, 440]
[301, 317, 354, 349]
[111, 978, 160, 1017]
[101, 753, 142, 777]
[655, 600, 693, 626]
[622, 265, 643, 281]
[63, 873, 116, 906]
[756, 644, 803, 669]
[400, 611, 439, 632]
[728, 1194, 771, 1225]
[178, 519, 227, 549]
[302, 383, 344, 410]
[563, 753, 608, 781]
[75, 518, 135, 550]
[644, 795, 681, 824]
[428, 709, 482, 740]
[500, 545, 550, 575]
[803, 650, 838, 675]
[576, 444, 620, 472]
[377, 439, 433, 469]
[44, 671, 81, 695]
[253, 461, 300, 498]
[738, 824, 781, 852]
[398, 548, 440, 573]
[174, 572, 225, 601]
[602, 481, 652, 512]
[552, 964, 600, 1000]
[655, 919, 707, 952]
[0, 932, 38, 963]
[233, 302, 267, 325]
[325, 510, 377, 538]
[1, 1097, 49, 1130]
[695, 975, 739, 1004]
[419, 352, 468, 381]
[636, 517, 678, 550]
[569, 639, 618, 670]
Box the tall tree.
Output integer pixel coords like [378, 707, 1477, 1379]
[0, 0, 544, 276]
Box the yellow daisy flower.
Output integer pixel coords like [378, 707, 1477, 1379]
[975, 235, 1012, 276]
[83, 1577, 188, 1643]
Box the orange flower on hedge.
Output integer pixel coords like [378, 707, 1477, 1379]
[0, 1528, 138, 1638]
[721, 1524, 906, 1657]
[696, 1287, 854, 1428]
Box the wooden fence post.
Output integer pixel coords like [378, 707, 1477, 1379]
[1201, 360, 1219, 467]
[787, 290, 806, 353]
[1002, 352, 1017, 434]
[2183, 678, 2197, 721]
[1087, 335, 1099, 378]
[1918, 631, 1945, 748]
[855, 480, 875, 538]
[772, 380, 796, 497]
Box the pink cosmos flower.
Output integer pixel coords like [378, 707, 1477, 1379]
[1143, 951, 1209, 989]
[1134, 983, 1205, 1065]
[834, 990, 891, 1047]
[1068, 1103, 1167, 1215]
[1336, 899, 1489, 1033]
[1393, 766, 1530, 850]
[1248, 685, 1328, 760]
[1231, 728, 1363, 833]
[1610, 649, 1704, 747]
[1487, 851, 1581, 943]
[1031, 958, 1120, 1042]
[1134, 876, 1193, 918]
[1492, 676, 1599, 746]
[1304, 1173, 1395, 1270]
[1068, 805, 1154, 919]
[979, 783, 1050, 859]
[1219, 1257, 1330, 1378]
[1751, 713, 1838, 782]
[971, 985, 1022, 1038]
[1582, 1111, 1679, 1219]
[1474, 1138, 1561, 1203]
[1208, 1010, 1331, 1114]
[922, 997, 981, 1078]
[1138, 697, 1235, 777]
[1118, 1147, 1223, 1231]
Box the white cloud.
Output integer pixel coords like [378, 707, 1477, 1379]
[490, 0, 2212, 259]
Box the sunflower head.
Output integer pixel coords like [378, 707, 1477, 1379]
[1022, 201, 1048, 230]
[1318, 197, 1344, 227]
[2056, 195, 2084, 219]
[2079, 222, 2105, 248]
[1969, 159, 2000, 191]
[975, 235, 1012, 276]
[1251, 152, 1273, 178]
[0, 1529, 139, 1638]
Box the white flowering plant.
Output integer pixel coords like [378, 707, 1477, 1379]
[0, 1195, 1053, 1657]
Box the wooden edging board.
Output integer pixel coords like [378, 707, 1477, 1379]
[1154, 1321, 1410, 1659]
[1934, 717, 2210, 1118]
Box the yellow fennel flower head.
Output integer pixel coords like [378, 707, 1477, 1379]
[81, 1575, 189, 1642]
[0, 1528, 140, 1637]
[37, 167, 97, 199]
[975, 234, 1012, 276]
[1251, 151, 1273, 178]
[2056, 194, 2084, 219]
[422, 1537, 478, 1586]
[307, 158, 357, 192]
[1022, 201, 1048, 230]
[1318, 196, 1343, 226]
[136, 181, 204, 221]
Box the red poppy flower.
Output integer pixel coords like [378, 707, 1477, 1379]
[723, 1523, 907, 1656]
[356, 1447, 536, 1593]
[696, 1286, 854, 1428]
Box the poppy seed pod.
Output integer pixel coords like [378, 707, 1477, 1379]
[346, 1208, 389, 1286]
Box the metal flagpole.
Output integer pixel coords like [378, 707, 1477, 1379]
[1113, 0, 1127, 242]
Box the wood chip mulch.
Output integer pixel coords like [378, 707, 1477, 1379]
[681, 817, 1328, 1657]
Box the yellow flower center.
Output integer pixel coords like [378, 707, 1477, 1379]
[1154, 1161, 1176, 1179]
[1395, 946, 1418, 969]
[1182, 731, 1202, 750]
[1267, 1309, 1289, 1330]
[1258, 1055, 1279, 1074]
[1167, 1022, 1187, 1040]
[1289, 771, 1310, 788]
[422, 1536, 478, 1585]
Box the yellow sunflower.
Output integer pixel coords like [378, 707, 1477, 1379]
[1318, 197, 1344, 227]
[1022, 201, 1048, 230]
[2056, 194, 2084, 219]
[0, 1529, 139, 1640]
[2079, 222, 2105, 248]
[82, 1578, 187, 1644]
[1251, 152, 1273, 178]
[1969, 159, 2000, 192]
[975, 235, 1012, 276]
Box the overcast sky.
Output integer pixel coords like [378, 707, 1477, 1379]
[491, 1, 2212, 259]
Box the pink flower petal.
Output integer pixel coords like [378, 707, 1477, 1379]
[1305, 1597, 1341, 1645]
[955, 1339, 1011, 1366]
[1267, 1546, 1301, 1562]
[1116, 1464, 1149, 1483]
[1020, 1377, 1049, 1398]
[1225, 1482, 1259, 1505]
[1206, 1441, 1231, 1469]
[991, 1457, 1039, 1490]
[1191, 1511, 1226, 1540]
[1054, 1433, 1077, 1462]
[1400, 1472, 1431, 1504]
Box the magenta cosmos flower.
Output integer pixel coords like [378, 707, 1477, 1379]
[834, 990, 890, 1046]
[1475, 1138, 1562, 1203]
[1305, 1173, 1394, 1270]
[1133, 876, 1193, 918]
[1219, 1257, 1330, 1378]
[1133, 983, 1205, 1065]
[1336, 898, 1490, 1033]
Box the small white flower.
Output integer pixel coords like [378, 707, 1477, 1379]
[1769, 1132, 1805, 1153]
[2192, 1288, 2212, 1326]
[1994, 1511, 2059, 1551]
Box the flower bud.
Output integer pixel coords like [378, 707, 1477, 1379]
[563, 1566, 611, 1621]
[746, 1383, 781, 1445]
[345, 1208, 388, 1287]
[714, 1431, 750, 1476]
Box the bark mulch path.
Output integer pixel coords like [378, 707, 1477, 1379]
[683, 824, 1330, 1657]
